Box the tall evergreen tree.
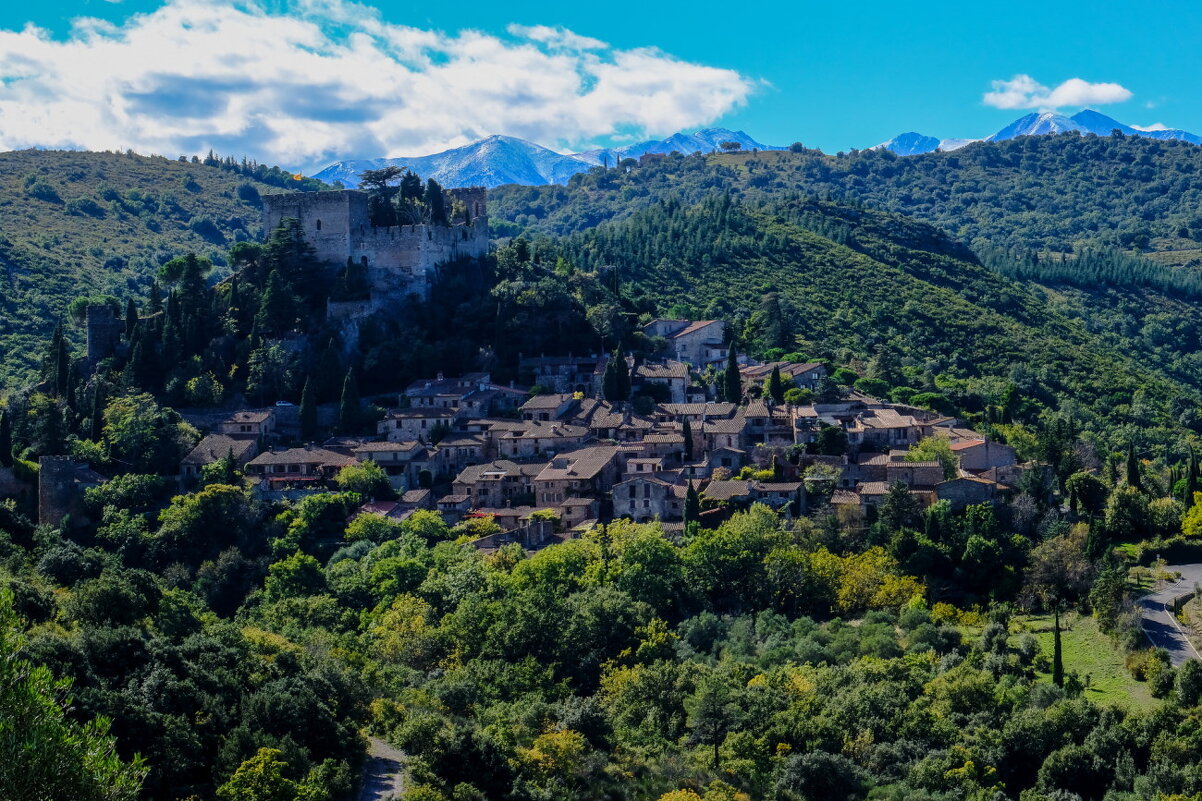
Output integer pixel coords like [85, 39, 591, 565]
[616, 351, 631, 401]
[685, 480, 701, 526]
[316, 340, 343, 402]
[255, 269, 296, 336]
[767, 365, 784, 404]
[124, 298, 139, 340]
[1187, 452, 1199, 507]
[1126, 442, 1142, 491]
[0, 410, 12, 468]
[425, 178, 448, 226]
[89, 384, 106, 443]
[682, 418, 694, 461]
[46, 324, 70, 397]
[724, 347, 741, 404]
[338, 368, 361, 434]
[299, 376, 318, 441]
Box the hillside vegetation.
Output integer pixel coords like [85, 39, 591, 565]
[0, 150, 318, 387]
[493, 132, 1202, 261]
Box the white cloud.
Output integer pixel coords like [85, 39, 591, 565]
[1131, 122, 1169, 132]
[983, 74, 1132, 110]
[0, 0, 756, 171]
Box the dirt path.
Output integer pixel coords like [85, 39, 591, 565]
[357, 737, 405, 801]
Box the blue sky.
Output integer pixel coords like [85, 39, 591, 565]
[2, 0, 1199, 169]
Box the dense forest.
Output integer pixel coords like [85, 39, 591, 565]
[491, 132, 1202, 260]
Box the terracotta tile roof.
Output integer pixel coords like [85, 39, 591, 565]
[352, 440, 424, 454]
[666, 320, 722, 340]
[384, 407, 457, 419]
[857, 481, 891, 496]
[520, 393, 576, 410]
[831, 489, 860, 505]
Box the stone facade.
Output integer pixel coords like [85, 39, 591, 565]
[261, 187, 489, 305]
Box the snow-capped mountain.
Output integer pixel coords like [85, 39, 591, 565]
[314, 135, 590, 189]
[875, 110, 1201, 156]
[872, 132, 941, 156]
[314, 128, 781, 188]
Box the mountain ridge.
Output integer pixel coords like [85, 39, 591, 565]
[313, 127, 780, 188]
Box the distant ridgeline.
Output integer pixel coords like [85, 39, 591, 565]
[261, 184, 489, 320]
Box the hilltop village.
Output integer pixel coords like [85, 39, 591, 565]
[11, 185, 1023, 548]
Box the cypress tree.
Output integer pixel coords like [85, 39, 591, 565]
[299, 376, 318, 441]
[1126, 442, 1141, 491]
[616, 351, 631, 401]
[723, 347, 741, 404]
[685, 480, 701, 525]
[338, 368, 361, 434]
[46, 324, 69, 397]
[682, 418, 694, 461]
[602, 358, 620, 402]
[89, 384, 105, 443]
[767, 365, 784, 404]
[124, 298, 138, 340]
[0, 410, 12, 468]
[148, 280, 164, 315]
[1187, 452, 1199, 507]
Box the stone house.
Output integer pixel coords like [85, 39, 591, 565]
[533, 446, 623, 505]
[559, 497, 600, 529]
[434, 433, 488, 475]
[180, 434, 260, 481]
[494, 421, 589, 460]
[949, 438, 1018, 473]
[702, 417, 748, 452]
[751, 481, 806, 514]
[936, 476, 1009, 511]
[847, 407, 923, 450]
[642, 319, 729, 368]
[885, 460, 946, 489]
[218, 409, 276, 437]
[520, 394, 580, 422]
[379, 408, 458, 443]
[245, 446, 356, 484]
[613, 476, 687, 522]
[520, 355, 605, 395]
[740, 361, 828, 391]
[38, 457, 106, 528]
[349, 440, 429, 489]
[633, 361, 690, 404]
[453, 460, 545, 509]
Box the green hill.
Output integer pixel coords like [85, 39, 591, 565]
[0, 149, 318, 387]
[492, 133, 1202, 262]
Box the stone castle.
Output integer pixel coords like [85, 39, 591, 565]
[261, 187, 489, 312]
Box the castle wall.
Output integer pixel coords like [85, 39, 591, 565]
[262, 187, 489, 304]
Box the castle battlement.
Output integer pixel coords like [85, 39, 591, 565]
[261, 187, 489, 305]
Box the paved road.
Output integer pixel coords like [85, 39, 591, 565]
[1137, 563, 1202, 666]
[357, 737, 405, 801]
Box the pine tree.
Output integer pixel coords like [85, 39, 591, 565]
[338, 368, 361, 434]
[1126, 442, 1141, 491]
[299, 376, 318, 441]
[0, 410, 12, 468]
[767, 365, 784, 404]
[723, 347, 741, 404]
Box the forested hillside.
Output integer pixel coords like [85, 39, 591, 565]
[491, 133, 1202, 263]
[0, 150, 321, 387]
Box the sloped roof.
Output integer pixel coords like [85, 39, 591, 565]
[182, 434, 257, 465]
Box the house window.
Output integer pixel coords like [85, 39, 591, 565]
[315, 219, 322, 231]
[643, 500, 650, 509]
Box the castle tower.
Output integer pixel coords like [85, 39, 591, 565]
[85, 304, 123, 364]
